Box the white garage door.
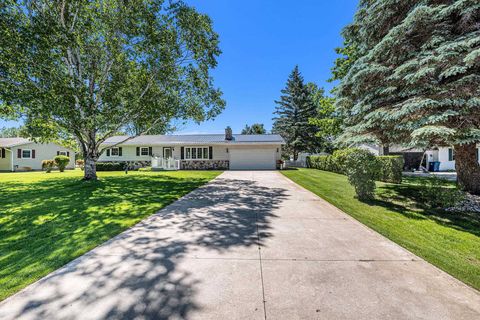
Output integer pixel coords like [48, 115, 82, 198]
[229, 148, 276, 170]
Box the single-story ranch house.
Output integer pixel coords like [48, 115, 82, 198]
[99, 128, 285, 170]
[0, 138, 76, 171]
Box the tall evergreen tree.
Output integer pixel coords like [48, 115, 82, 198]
[336, 0, 480, 194]
[273, 66, 320, 160]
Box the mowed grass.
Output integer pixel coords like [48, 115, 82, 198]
[0, 169, 221, 301]
[282, 168, 480, 290]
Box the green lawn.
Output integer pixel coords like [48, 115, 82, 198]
[282, 168, 480, 290]
[0, 169, 221, 301]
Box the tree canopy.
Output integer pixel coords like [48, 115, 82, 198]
[241, 123, 267, 135]
[0, 0, 225, 179]
[334, 0, 480, 193]
[273, 66, 320, 160]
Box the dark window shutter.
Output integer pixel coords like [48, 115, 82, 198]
[32, 150, 35, 159]
[18, 149, 22, 158]
[209, 146, 213, 159]
[136, 147, 140, 156]
[67, 151, 70, 157]
[181, 147, 184, 159]
[57, 151, 60, 155]
[448, 148, 453, 161]
[149, 147, 152, 156]
[1, 148, 5, 158]
[107, 149, 110, 157]
[119, 147, 122, 156]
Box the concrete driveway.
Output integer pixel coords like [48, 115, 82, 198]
[1, 171, 479, 319]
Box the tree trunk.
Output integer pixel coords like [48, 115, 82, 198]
[454, 143, 480, 195]
[83, 148, 98, 181]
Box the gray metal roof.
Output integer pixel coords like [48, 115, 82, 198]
[103, 134, 285, 145]
[0, 138, 32, 147]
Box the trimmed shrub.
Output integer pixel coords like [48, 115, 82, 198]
[419, 176, 465, 209]
[42, 159, 56, 173]
[54, 155, 70, 172]
[345, 150, 378, 200]
[96, 162, 125, 171]
[307, 149, 403, 184]
[376, 156, 403, 183]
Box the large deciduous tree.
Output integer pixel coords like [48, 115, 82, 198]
[273, 66, 320, 160]
[307, 83, 343, 154]
[335, 0, 480, 194]
[0, 0, 225, 180]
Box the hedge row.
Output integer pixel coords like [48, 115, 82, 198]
[306, 149, 403, 183]
[95, 162, 125, 171]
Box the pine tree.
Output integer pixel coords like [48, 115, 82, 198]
[273, 66, 320, 160]
[336, 0, 480, 194]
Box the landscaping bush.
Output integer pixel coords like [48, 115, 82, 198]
[76, 159, 85, 171]
[307, 149, 403, 184]
[419, 176, 465, 209]
[345, 150, 378, 200]
[41, 159, 56, 173]
[54, 155, 70, 172]
[95, 162, 125, 171]
[376, 156, 403, 183]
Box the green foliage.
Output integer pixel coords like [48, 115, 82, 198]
[376, 156, 403, 184]
[0, 126, 28, 138]
[41, 160, 56, 173]
[241, 123, 267, 135]
[419, 176, 465, 209]
[307, 83, 343, 153]
[0, 1, 225, 180]
[345, 150, 377, 200]
[273, 66, 321, 159]
[307, 149, 403, 184]
[96, 162, 125, 171]
[54, 155, 70, 172]
[335, 1, 480, 148]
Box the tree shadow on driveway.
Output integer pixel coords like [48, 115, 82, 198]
[1, 176, 288, 320]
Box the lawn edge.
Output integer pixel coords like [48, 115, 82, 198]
[0, 171, 224, 303]
[279, 170, 480, 294]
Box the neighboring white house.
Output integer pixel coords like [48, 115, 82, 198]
[0, 138, 75, 171]
[98, 128, 285, 170]
[426, 146, 480, 171]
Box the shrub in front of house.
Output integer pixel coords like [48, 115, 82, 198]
[42, 159, 56, 173]
[95, 162, 125, 171]
[307, 149, 403, 184]
[376, 156, 404, 183]
[54, 155, 70, 172]
[345, 150, 378, 200]
[419, 176, 465, 209]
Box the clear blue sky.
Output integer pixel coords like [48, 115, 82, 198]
[0, 0, 359, 134]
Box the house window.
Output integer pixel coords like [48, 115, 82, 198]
[111, 147, 119, 156]
[185, 147, 209, 160]
[22, 149, 32, 159]
[448, 148, 455, 161]
[58, 151, 68, 156]
[140, 147, 149, 156]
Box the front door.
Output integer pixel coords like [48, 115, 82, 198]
[163, 147, 173, 159]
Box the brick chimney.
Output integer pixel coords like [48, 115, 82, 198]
[225, 126, 233, 141]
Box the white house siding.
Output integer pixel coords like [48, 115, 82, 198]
[426, 146, 480, 171]
[0, 148, 12, 171]
[98, 144, 282, 166]
[11, 143, 75, 171]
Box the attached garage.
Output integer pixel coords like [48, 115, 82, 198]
[229, 148, 276, 170]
